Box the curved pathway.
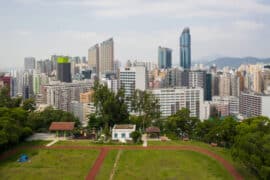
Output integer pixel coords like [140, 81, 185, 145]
[0, 145, 243, 180]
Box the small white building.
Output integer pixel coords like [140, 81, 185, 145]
[112, 124, 136, 142]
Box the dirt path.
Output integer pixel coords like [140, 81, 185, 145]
[0, 145, 243, 180]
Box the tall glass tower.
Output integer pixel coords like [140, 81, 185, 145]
[180, 27, 191, 69]
[158, 46, 172, 69]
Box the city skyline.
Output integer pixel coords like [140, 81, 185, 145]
[1, 0, 270, 69]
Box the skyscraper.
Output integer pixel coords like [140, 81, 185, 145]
[119, 66, 147, 111]
[100, 38, 114, 76]
[24, 57, 36, 71]
[88, 44, 99, 75]
[180, 27, 191, 69]
[158, 46, 172, 69]
[57, 56, 71, 83]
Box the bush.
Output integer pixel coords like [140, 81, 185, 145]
[21, 127, 33, 139]
[130, 131, 142, 144]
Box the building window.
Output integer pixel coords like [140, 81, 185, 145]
[114, 133, 118, 138]
[121, 133, 126, 138]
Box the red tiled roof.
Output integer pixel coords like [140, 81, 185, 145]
[146, 126, 160, 133]
[113, 124, 135, 129]
[49, 122, 75, 131]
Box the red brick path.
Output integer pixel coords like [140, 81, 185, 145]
[86, 148, 109, 180]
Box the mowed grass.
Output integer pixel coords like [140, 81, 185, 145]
[96, 150, 119, 180]
[148, 140, 257, 179]
[0, 148, 99, 180]
[112, 150, 233, 180]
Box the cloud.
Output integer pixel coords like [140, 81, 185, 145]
[233, 20, 265, 31]
[1, 0, 270, 69]
[13, 0, 270, 19]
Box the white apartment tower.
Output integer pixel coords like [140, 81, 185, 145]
[150, 87, 205, 119]
[119, 66, 147, 110]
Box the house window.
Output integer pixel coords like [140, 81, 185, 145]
[114, 133, 118, 138]
[121, 133, 126, 138]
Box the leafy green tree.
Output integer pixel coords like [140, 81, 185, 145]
[0, 86, 11, 107]
[130, 131, 142, 144]
[165, 108, 199, 139]
[130, 89, 160, 130]
[0, 87, 22, 108]
[22, 98, 36, 112]
[231, 116, 270, 179]
[92, 81, 129, 130]
[0, 116, 22, 145]
[88, 113, 104, 129]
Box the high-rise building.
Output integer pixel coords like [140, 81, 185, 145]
[253, 70, 263, 93]
[150, 87, 205, 119]
[158, 46, 172, 69]
[100, 38, 114, 76]
[212, 96, 239, 115]
[88, 44, 99, 75]
[205, 73, 212, 101]
[219, 73, 231, 96]
[180, 27, 191, 69]
[23, 71, 33, 99]
[231, 74, 240, 96]
[33, 71, 41, 95]
[181, 70, 207, 100]
[119, 66, 147, 110]
[163, 68, 182, 87]
[57, 57, 71, 83]
[240, 92, 270, 118]
[24, 57, 36, 71]
[43, 81, 92, 112]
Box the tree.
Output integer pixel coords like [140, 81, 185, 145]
[130, 89, 160, 130]
[130, 131, 142, 144]
[0, 86, 11, 107]
[231, 116, 270, 179]
[0, 87, 22, 108]
[165, 108, 199, 139]
[22, 98, 36, 112]
[91, 81, 129, 131]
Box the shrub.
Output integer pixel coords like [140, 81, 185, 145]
[130, 131, 142, 144]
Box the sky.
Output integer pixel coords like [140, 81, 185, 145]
[1, 0, 270, 69]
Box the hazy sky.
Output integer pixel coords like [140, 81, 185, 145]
[1, 0, 270, 69]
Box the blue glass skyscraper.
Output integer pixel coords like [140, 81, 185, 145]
[158, 46, 172, 69]
[180, 27, 191, 69]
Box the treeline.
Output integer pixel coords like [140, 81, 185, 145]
[0, 87, 79, 150]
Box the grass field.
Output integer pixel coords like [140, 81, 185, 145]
[148, 140, 257, 179]
[96, 150, 119, 180]
[0, 140, 257, 180]
[0, 148, 99, 180]
[109, 150, 234, 180]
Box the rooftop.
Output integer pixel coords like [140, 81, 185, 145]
[146, 126, 160, 133]
[49, 122, 75, 131]
[113, 124, 136, 130]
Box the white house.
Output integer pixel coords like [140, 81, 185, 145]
[112, 124, 136, 142]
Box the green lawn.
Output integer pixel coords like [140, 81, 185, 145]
[0, 148, 99, 180]
[148, 140, 257, 179]
[110, 150, 233, 180]
[96, 150, 119, 180]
